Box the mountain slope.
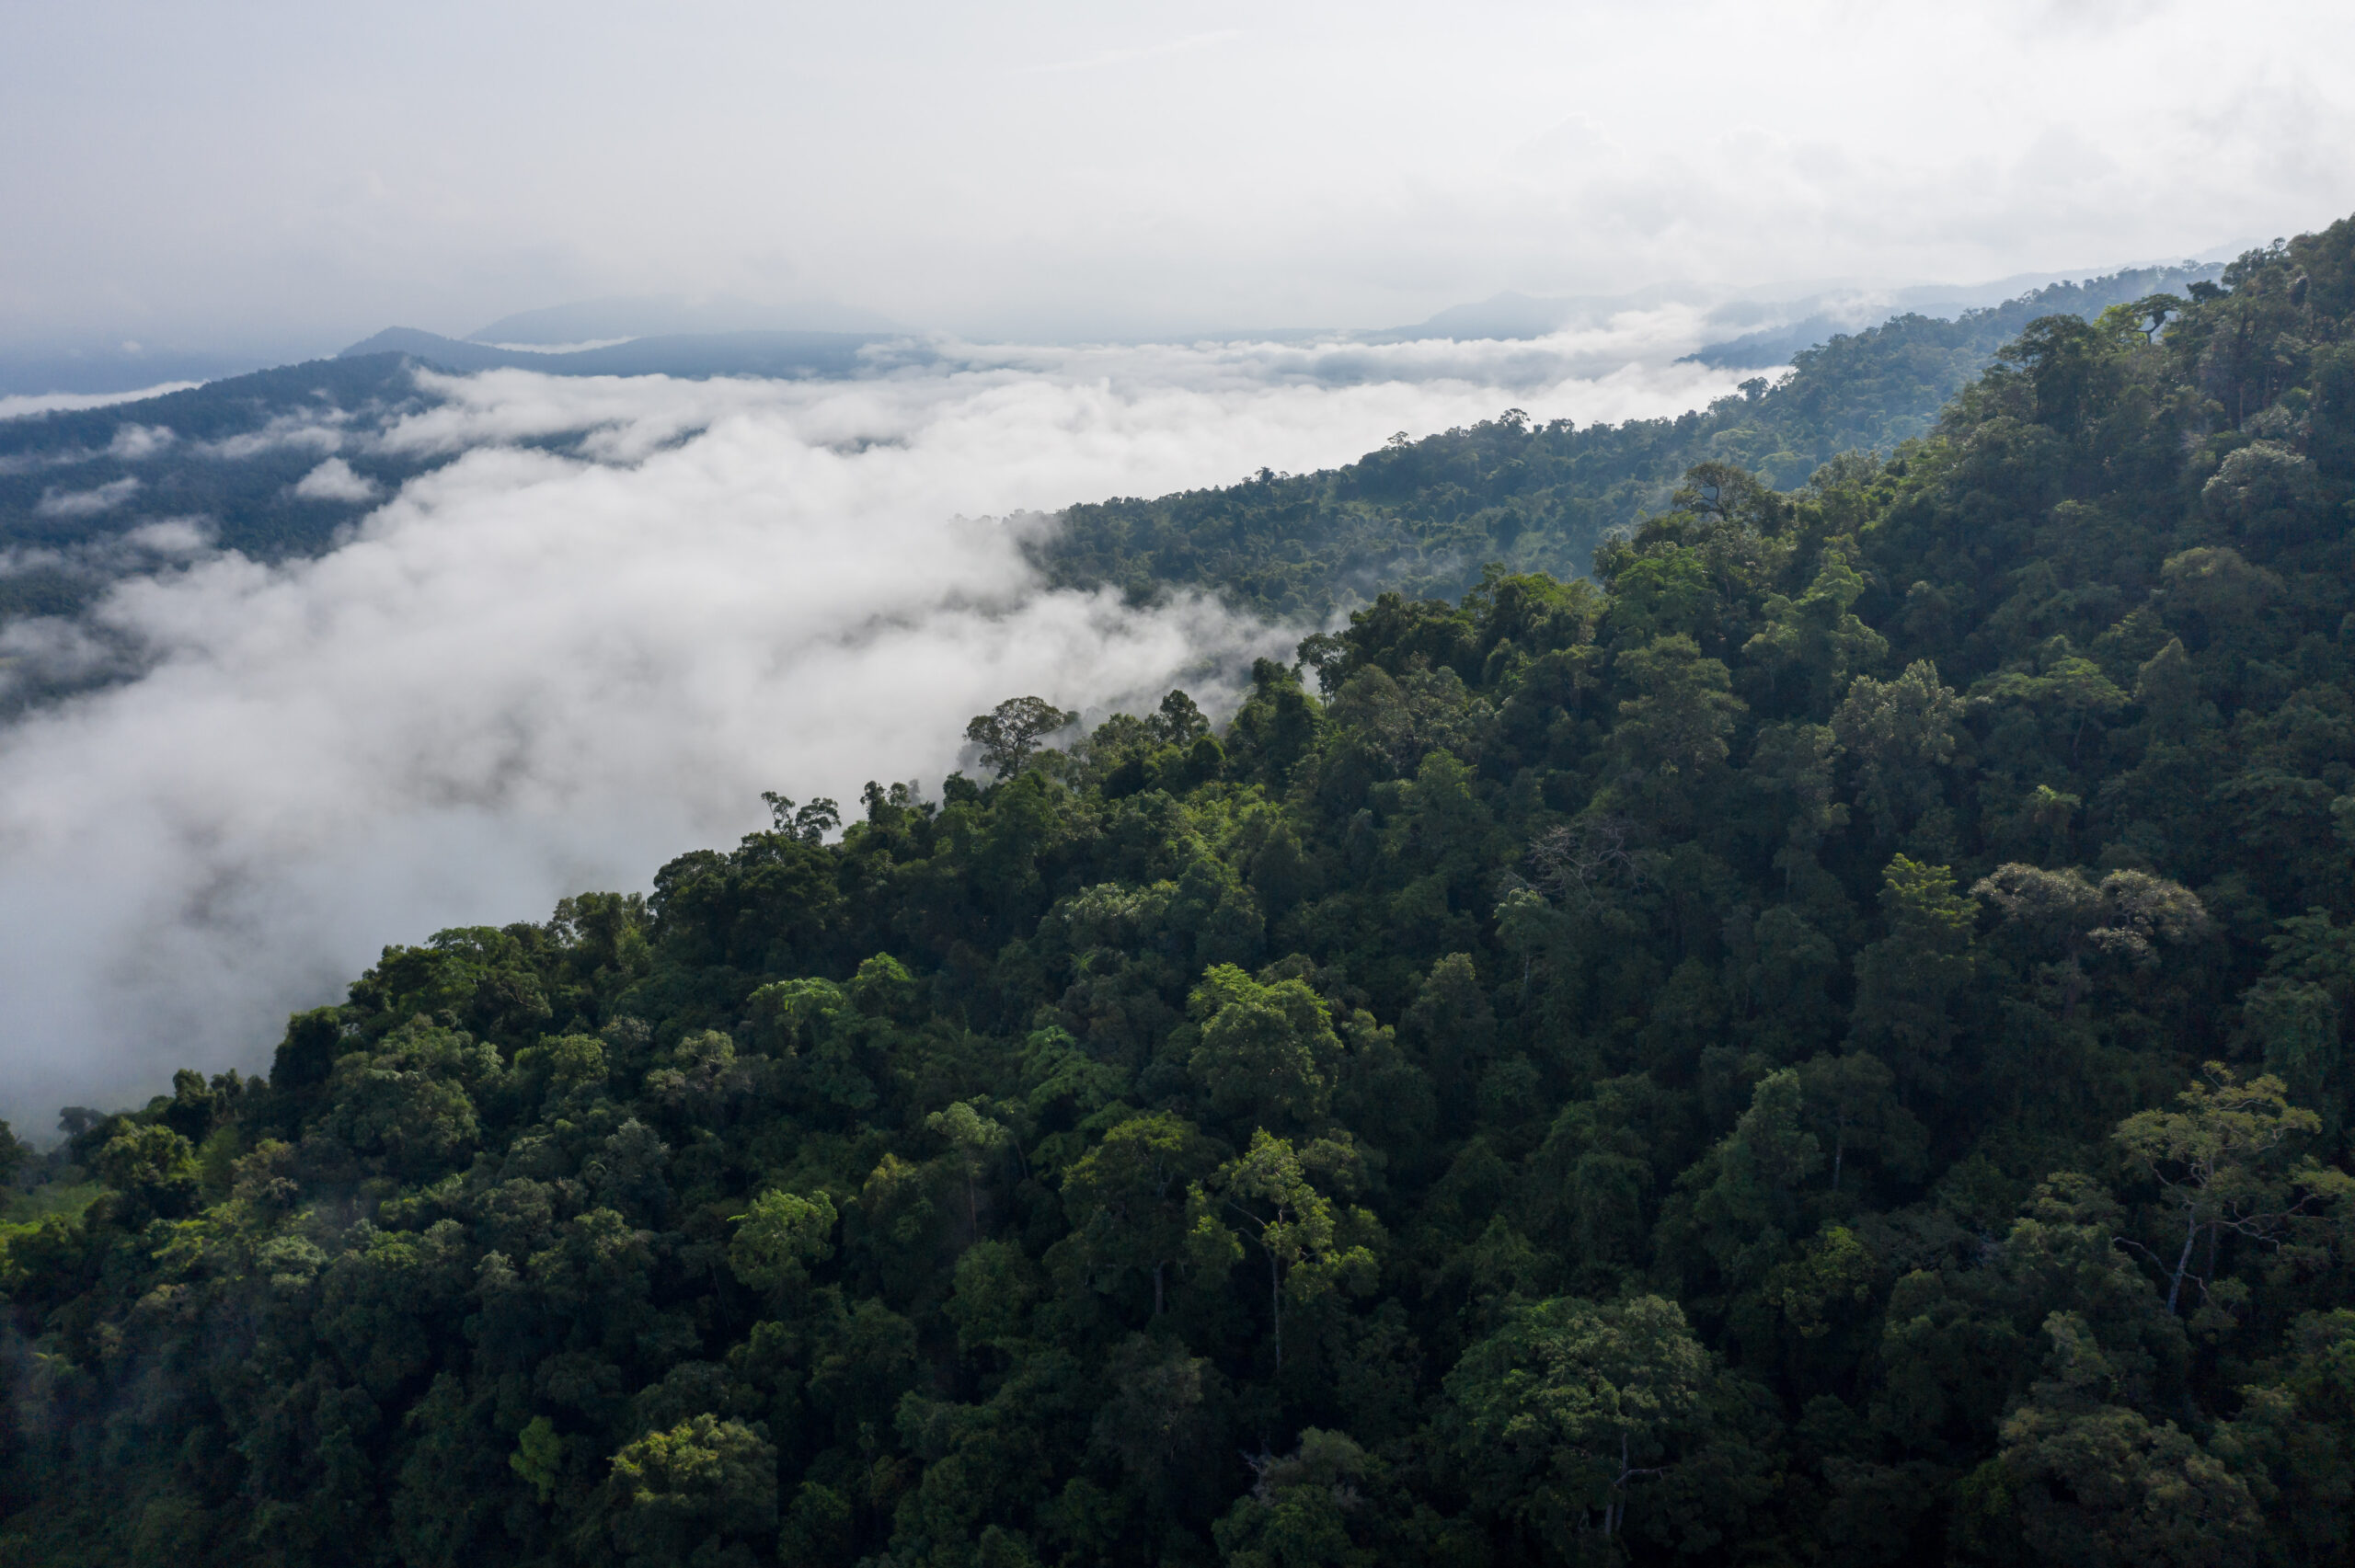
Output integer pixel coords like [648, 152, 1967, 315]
[336, 326, 916, 379]
[4, 219, 2352, 1567]
[1031, 264, 2223, 621]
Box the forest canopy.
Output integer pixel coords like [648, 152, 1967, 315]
[6, 220, 2355, 1566]
[1030, 264, 2220, 621]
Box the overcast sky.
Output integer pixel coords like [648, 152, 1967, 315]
[5, 0, 2353, 354]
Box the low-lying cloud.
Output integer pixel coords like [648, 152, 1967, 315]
[291, 457, 379, 502]
[34, 475, 141, 518]
[0, 326, 1747, 1126]
[0, 385, 202, 421]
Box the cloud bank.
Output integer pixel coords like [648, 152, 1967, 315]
[0, 326, 1747, 1125]
[0, 384, 203, 420]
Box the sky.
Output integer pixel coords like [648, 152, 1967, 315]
[4, 0, 2353, 357]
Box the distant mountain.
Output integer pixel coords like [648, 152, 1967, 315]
[0, 327, 937, 709]
[1370, 263, 2224, 361]
[0, 354, 454, 705]
[466, 292, 902, 346]
[1361, 286, 1696, 343]
[1036, 260, 2232, 620]
[0, 353, 432, 547]
[1682, 262, 2224, 370]
[336, 326, 926, 380]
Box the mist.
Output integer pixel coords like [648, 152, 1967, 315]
[0, 325, 1748, 1126]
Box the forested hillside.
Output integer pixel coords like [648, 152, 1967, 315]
[1034, 264, 2217, 619]
[0, 354, 438, 637]
[6, 222, 2355, 1567]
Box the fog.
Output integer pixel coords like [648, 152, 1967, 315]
[5, 0, 2352, 358]
[0, 325, 1747, 1125]
[0, 384, 203, 420]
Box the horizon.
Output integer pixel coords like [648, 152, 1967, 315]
[0, 250, 2249, 403]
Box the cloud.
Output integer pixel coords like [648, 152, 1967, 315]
[108, 424, 176, 461]
[0, 333, 1748, 1126]
[0, 612, 125, 695]
[0, 516, 212, 591]
[1024, 29, 1245, 74]
[121, 517, 213, 555]
[199, 417, 346, 461]
[292, 456, 380, 502]
[34, 475, 141, 517]
[0, 384, 202, 421]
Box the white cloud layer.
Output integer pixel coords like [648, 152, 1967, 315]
[0, 331, 1746, 1125]
[291, 456, 378, 501]
[0, 384, 201, 420]
[34, 475, 140, 517]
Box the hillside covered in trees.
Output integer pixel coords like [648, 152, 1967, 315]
[1034, 264, 2217, 620]
[6, 222, 2355, 1566]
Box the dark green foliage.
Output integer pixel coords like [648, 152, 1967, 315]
[0, 354, 442, 559]
[1031, 267, 2223, 622]
[11, 223, 2355, 1565]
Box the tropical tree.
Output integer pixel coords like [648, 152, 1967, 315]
[965, 695, 1076, 779]
[1442, 1294, 1712, 1542]
[2113, 1065, 2347, 1316]
[1187, 1131, 1378, 1374]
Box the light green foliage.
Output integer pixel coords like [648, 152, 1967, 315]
[1977, 649, 2129, 765]
[1798, 1050, 1926, 1192]
[1189, 1130, 1380, 1372]
[2240, 976, 2342, 1119]
[946, 1239, 1037, 1354]
[1848, 855, 1978, 1092]
[926, 1100, 1012, 1240]
[0, 1121, 30, 1190]
[729, 1187, 838, 1294]
[91, 1122, 198, 1219]
[1055, 1111, 1218, 1317]
[1611, 633, 1744, 776]
[1763, 1223, 1878, 1339]
[2209, 1309, 2355, 1563]
[2135, 635, 2204, 738]
[1402, 952, 1496, 1129]
[2113, 1065, 2345, 1316]
[1212, 1430, 1389, 1568]
[1185, 965, 1344, 1131]
[604, 1413, 778, 1564]
[1674, 1069, 1826, 1290]
[1743, 549, 1888, 711]
[1442, 1294, 1712, 1539]
[1746, 721, 1849, 884]
[1831, 659, 1962, 841]
[509, 1415, 562, 1503]
[1974, 1312, 2269, 1568]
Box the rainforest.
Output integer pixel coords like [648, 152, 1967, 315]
[6, 221, 2355, 1568]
